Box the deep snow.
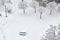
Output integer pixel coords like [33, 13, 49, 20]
[0, 0, 60, 40]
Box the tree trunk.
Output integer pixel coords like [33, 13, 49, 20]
[40, 12, 42, 19]
[23, 9, 25, 14]
[0, 14, 2, 16]
[5, 5, 8, 17]
[50, 9, 52, 15]
[34, 8, 36, 13]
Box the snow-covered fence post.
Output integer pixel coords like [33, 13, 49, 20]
[30, 1, 39, 13]
[18, 1, 28, 14]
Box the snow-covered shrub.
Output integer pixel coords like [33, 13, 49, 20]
[30, 1, 39, 13]
[57, 23, 60, 40]
[18, 1, 28, 14]
[41, 24, 60, 40]
[41, 25, 57, 40]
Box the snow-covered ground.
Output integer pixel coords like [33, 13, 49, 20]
[0, 0, 60, 40]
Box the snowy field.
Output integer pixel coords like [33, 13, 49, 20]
[0, 0, 60, 40]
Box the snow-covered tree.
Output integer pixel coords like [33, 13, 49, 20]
[37, 6, 45, 19]
[33, 0, 42, 2]
[22, 0, 24, 2]
[46, 1, 57, 15]
[42, 0, 48, 7]
[57, 3, 60, 13]
[41, 25, 57, 40]
[33, 0, 49, 6]
[48, 0, 54, 2]
[0, 0, 12, 17]
[18, 1, 28, 14]
[0, 0, 12, 5]
[30, 1, 39, 13]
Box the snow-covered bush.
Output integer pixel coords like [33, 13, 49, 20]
[41, 25, 57, 40]
[57, 23, 60, 40]
[30, 1, 39, 13]
[41, 23, 60, 40]
[18, 1, 28, 14]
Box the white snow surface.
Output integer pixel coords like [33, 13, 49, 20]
[0, 0, 60, 40]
